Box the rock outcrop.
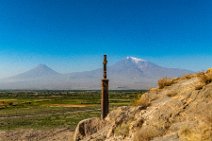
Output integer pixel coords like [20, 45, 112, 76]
[74, 70, 212, 141]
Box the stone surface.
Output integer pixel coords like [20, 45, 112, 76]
[73, 71, 212, 141]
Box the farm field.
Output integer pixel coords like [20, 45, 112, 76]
[0, 90, 146, 131]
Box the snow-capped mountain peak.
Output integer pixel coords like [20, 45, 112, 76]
[126, 56, 146, 63]
[0, 57, 193, 90]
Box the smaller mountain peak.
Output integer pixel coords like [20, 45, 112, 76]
[30, 64, 59, 75]
[36, 64, 50, 69]
[126, 56, 146, 63]
[37, 64, 47, 67]
[34, 64, 55, 72]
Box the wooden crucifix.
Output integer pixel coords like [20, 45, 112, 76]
[101, 55, 109, 119]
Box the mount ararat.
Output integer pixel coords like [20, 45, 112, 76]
[0, 57, 193, 90]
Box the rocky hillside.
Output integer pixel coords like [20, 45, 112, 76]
[74, 69, 212, 141]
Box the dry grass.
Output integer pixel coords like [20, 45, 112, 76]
[149, 88, 161, 94]
[178, 121, 212, 141]
[170, 73, 196, 83]
[180, 73, 196, 80]
[158, 77, 175, 89]
[198, 71, 212, 85]
[178, 127, 202, 141]
[133, 94, 150, 107]
[133, 126, 163, 141]
[114, 123, 129, 137]
[158, 69, 212, 90]
[207, 68, 212, 73]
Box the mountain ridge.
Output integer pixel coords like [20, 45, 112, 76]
[0, 57, 193, 90]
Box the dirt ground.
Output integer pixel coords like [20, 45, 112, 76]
[0, 128, 74, 141]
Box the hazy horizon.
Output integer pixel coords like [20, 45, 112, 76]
[0, 55, 204, 79]
[0, 0, 211, 78]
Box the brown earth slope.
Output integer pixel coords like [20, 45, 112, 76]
[74, 70, 212, 141]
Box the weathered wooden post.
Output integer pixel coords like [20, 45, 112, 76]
[101, 55, 109, 119]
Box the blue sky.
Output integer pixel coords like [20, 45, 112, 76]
[0, 0, 211, 78]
